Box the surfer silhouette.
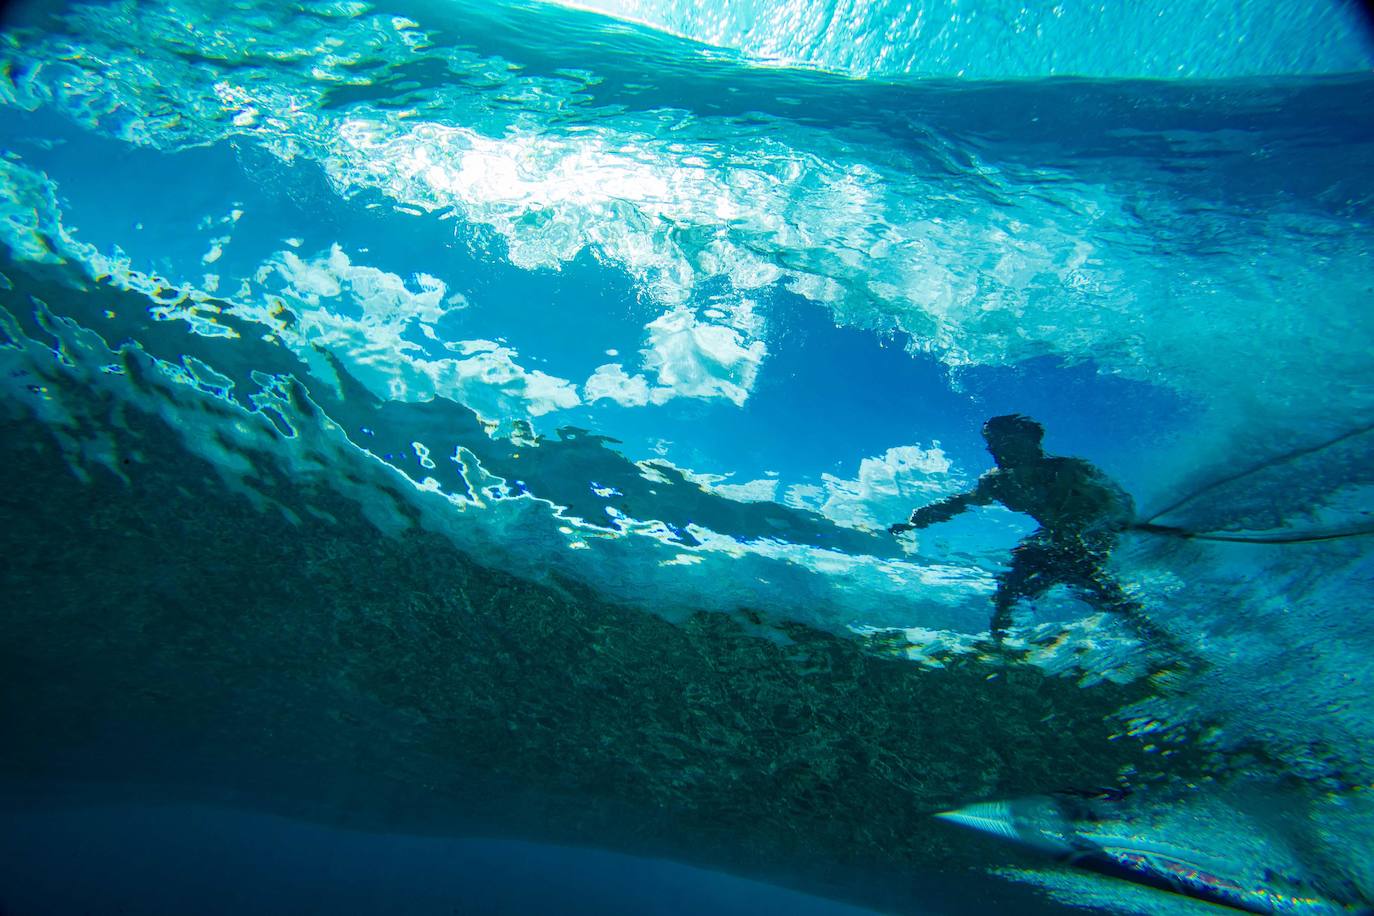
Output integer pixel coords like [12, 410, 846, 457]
[890, 415, 1162, 644]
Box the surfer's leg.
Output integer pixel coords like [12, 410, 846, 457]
[1082, 567, 1192, 662]
[992, 539, 1056, 639]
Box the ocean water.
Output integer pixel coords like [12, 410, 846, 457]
[1, 0, 1372, 913]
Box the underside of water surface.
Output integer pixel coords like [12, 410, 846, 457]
[1, 0, 1372, 914]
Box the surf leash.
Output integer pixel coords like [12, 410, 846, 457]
[1132, 419, 1374, 545]
[1130, 522, 1374, 546]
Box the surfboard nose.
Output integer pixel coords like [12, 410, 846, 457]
[933, 801, 1021, 842]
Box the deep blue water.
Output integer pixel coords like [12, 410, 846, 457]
[1, 0, 1372, 913]
[0, 803, 889, 916]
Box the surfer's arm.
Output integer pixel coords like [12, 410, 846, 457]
[890, 481, 994, 535]
[910, 489, 993, 527]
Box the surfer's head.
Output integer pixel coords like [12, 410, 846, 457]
[982, 414, 1045, 467]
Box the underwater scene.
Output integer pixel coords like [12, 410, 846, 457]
[1, 0, 1372, 913]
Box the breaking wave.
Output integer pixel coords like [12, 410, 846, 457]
[2, 0, 1373, 911]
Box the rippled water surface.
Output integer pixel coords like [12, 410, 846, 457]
[1, 1, 1372, 914]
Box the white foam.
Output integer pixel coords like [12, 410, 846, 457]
[584, 362, 651, 407]
[639, 306, 766, 406]
[264, 245, 581, 420]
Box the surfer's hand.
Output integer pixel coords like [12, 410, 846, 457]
[888, 522, 915, 536]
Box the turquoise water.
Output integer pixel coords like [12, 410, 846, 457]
[1, 0, 1372, 913]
